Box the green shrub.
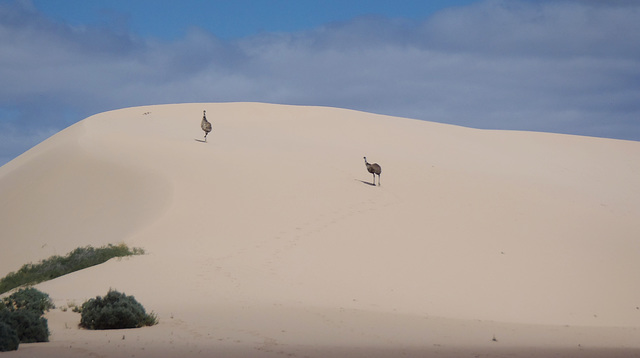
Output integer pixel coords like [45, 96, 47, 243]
[80, 289, 157, 330]
[0, 243, 145, 294]
[0, 310, 49, 343]
[0, 288, 53, 345]
[2, 287, 55, 315]
[0, 321, 19, 352]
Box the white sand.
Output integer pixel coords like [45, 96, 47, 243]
[1, 102, 639, 357]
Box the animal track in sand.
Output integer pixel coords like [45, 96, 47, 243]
[193, 191, 400, 289]
[251, 194, 400, 279]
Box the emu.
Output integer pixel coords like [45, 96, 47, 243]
[201, 110, 212, 142]
[364, 157, 381, 186]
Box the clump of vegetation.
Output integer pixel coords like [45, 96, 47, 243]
[60, 300, 81, 313]
[0, 243, 145, 294]
[0, 321, 19, 352]
[79, 289, 157, 330]
[0, 309, 49, 344]
[0, 288, 54, 351]
[1, 287, 55, 315]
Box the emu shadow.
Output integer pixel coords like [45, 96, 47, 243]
[194, 138, 207, 143]
[356, 179, 377, 186]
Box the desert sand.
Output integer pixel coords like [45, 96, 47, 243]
[1, 102, 639, 357]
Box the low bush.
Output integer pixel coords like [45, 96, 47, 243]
[79, 289, 157, 330]
[0, 321, 19, 352]
[0, 243, 145, 294]
[2, 287, 55, 315]
[0, 309, 49, 344]
[0, 288, 53, 346]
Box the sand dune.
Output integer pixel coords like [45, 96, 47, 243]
[1, 102, 639, 357]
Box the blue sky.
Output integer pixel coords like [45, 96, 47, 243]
[30, 0, 479, 40]
[1, 0, 639, 165]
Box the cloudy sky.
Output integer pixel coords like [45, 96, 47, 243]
[1, 0, 639, 166]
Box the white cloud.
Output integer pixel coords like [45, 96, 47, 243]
[1, 0, 639, 165]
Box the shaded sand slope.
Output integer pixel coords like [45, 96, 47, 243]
[0, 121, 171, 275]
[1, 102, 640, 357]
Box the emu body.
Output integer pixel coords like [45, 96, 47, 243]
[364, 157, 382, 186]
[201, 110, 212, 142]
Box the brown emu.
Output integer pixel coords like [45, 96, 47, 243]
[201, 110, 212, 142]
[364, 157, 381, 186]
